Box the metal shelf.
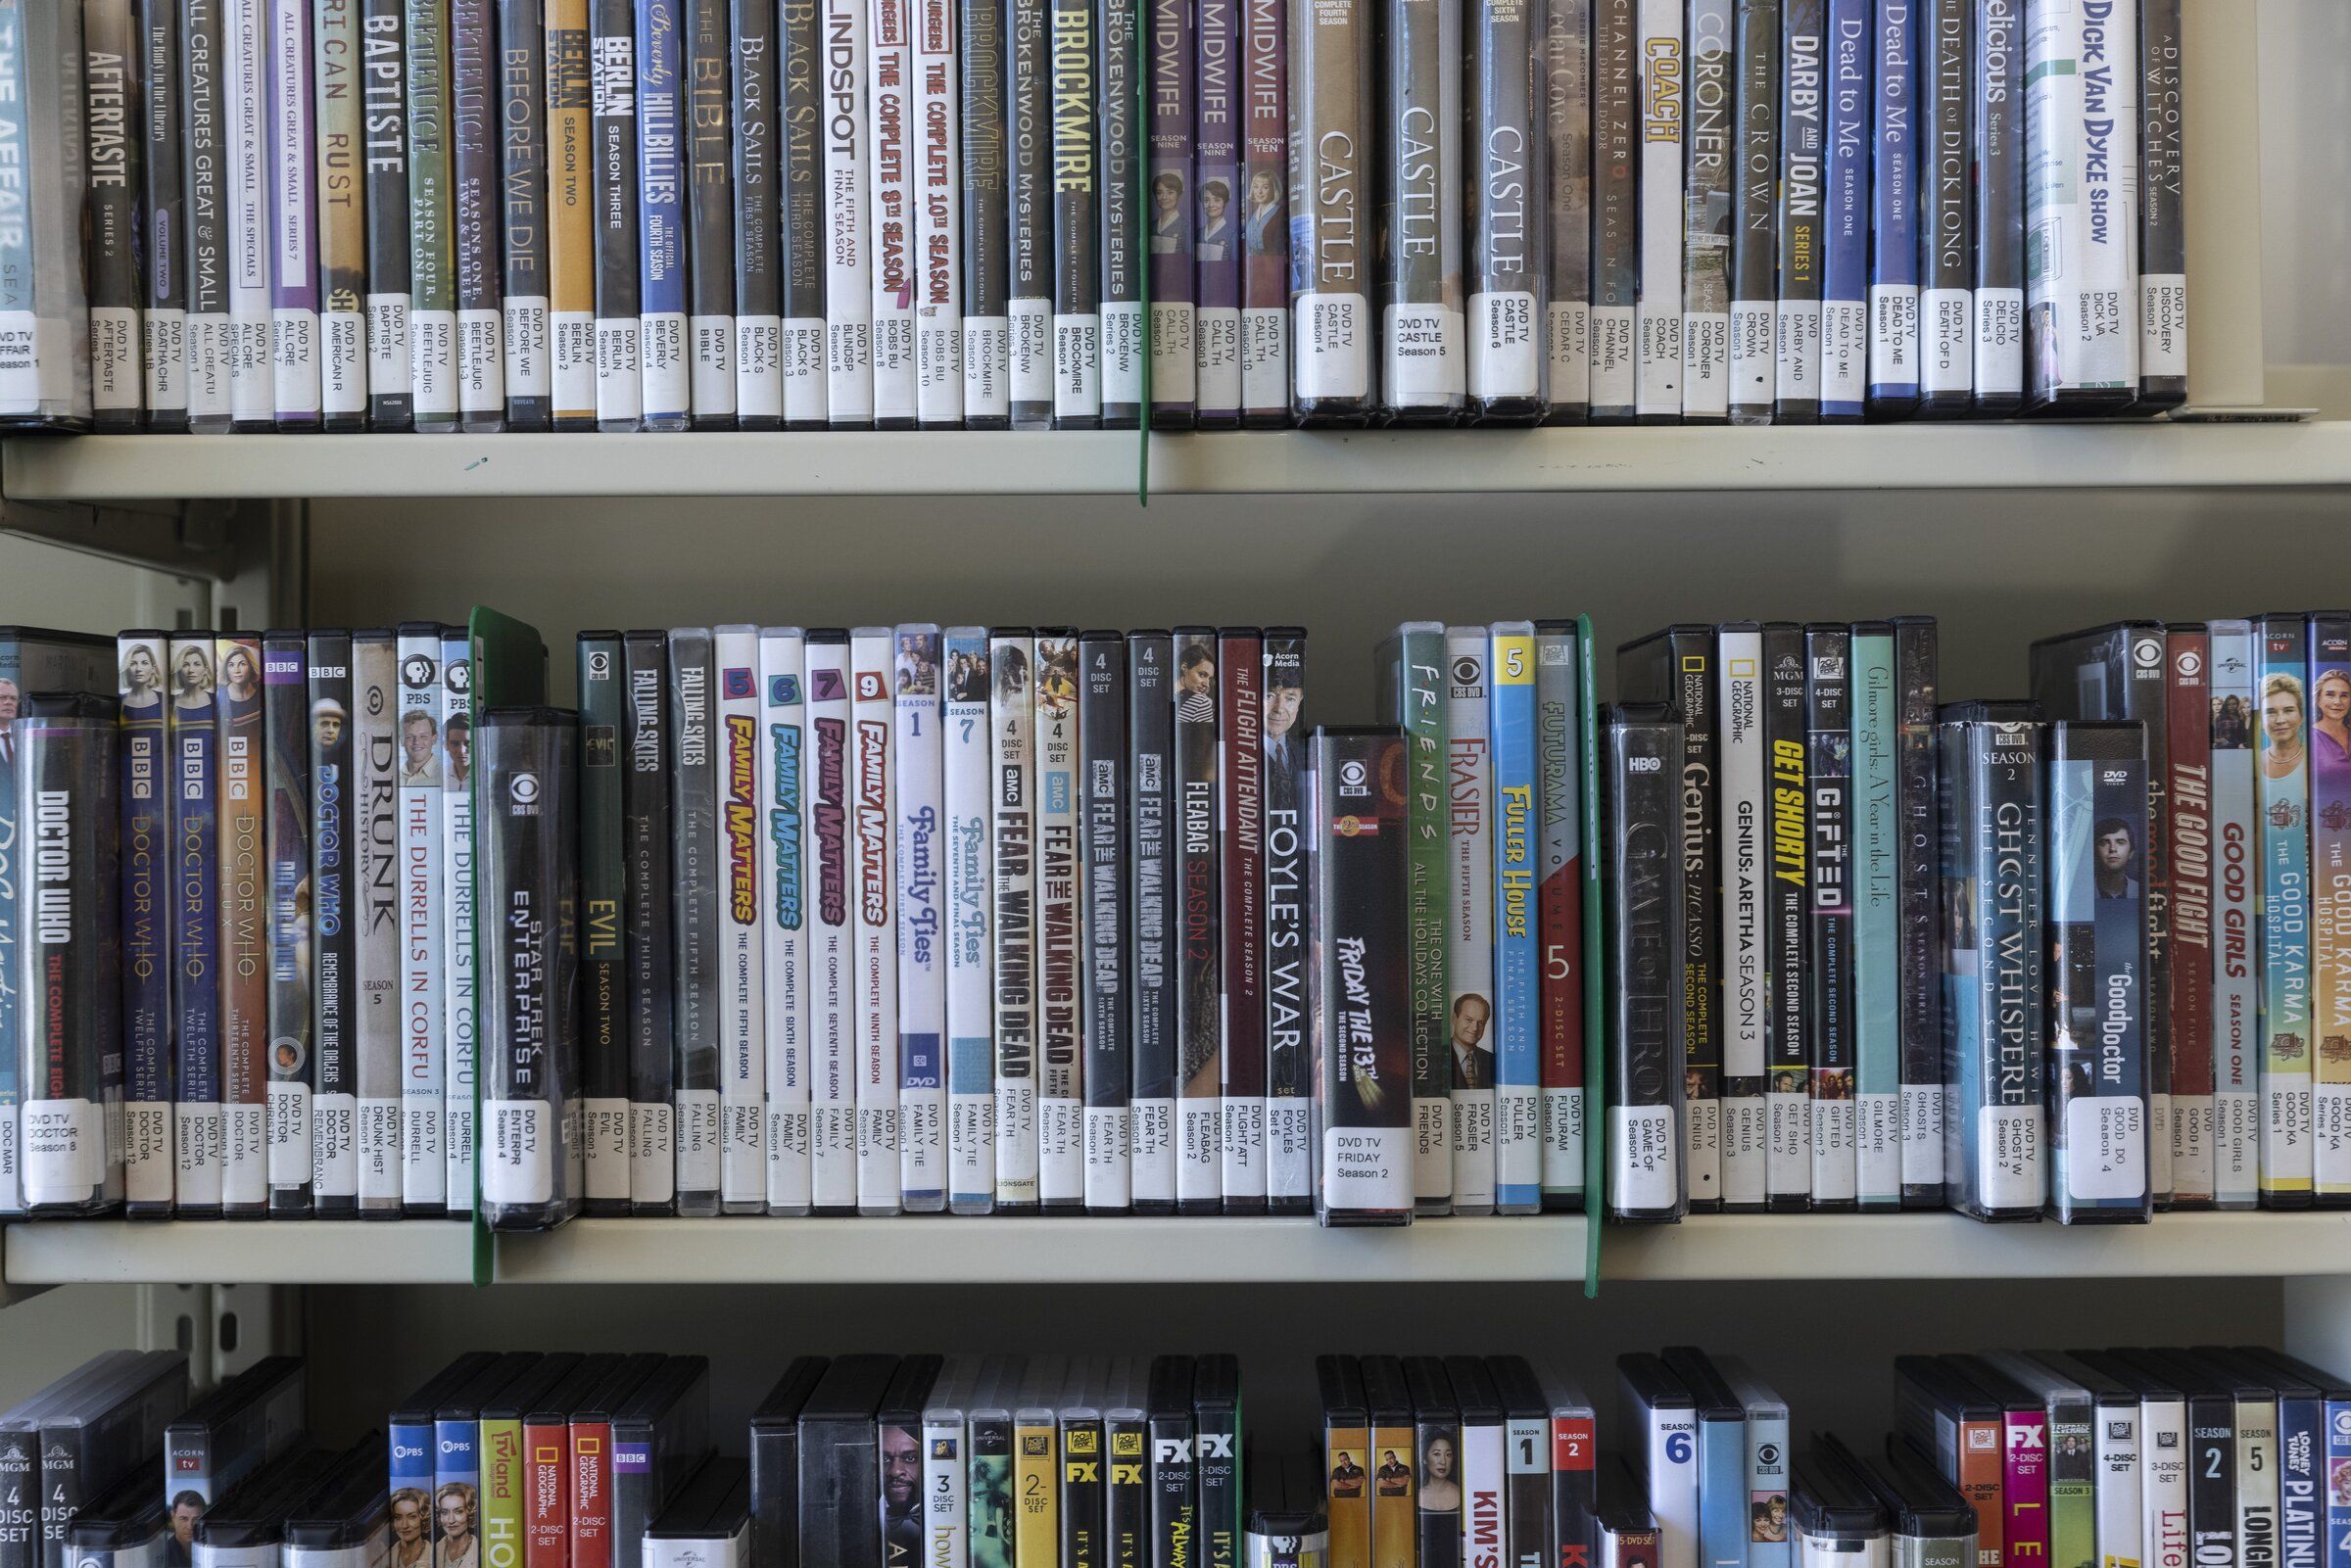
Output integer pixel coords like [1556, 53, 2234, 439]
[4, 419, 2349, 500]
[1, 1219, 476, 1287]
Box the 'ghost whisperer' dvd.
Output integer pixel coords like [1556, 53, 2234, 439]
[481, 707, 584, 1230]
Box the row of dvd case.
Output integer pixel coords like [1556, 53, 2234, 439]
[7, 0, 2188, 430]
[0, 618, 1600, 1226]
[1599, 611, 2351, 1226]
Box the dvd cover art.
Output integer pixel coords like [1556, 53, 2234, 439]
[167, 638, 224, 1214]
[820, 0, 874, 425]
[1817, 0, 1865, 422]
[548, 0, 597, 425]
[451, 0, 507, 429]
[806, 632, 856, 1212]
[850, 630, 902, 1212]
[1262, 631, 1311, 1210]
[1605, 703, 1687, 1223]
[1080, 632, 1132, 1211]
[1682, 0, 1731, 422]
[591, 0, 644, 428]
[962, 0, 1011, 426]
[139, 0, 187, 429]
[869, 0, 917, 427]
[990, 630, 1040, 1209]
[912, 0, 963, 426]
[1535, 623, 1588, 1207]
[578, 633, 632, 1212]
[83, 0, 141, 429]
[895, 626, 947, 1212]
[716, 628, 767, 1211]
[636, 0, 690, 428]
[1007, 0, 1052, 427]
[1380, 0, 1464, 420]
[622, 629, 678, 1212]
[728, 0, 780, 425]
[1191, 0, 1240, 427]
[1466, 0, 1545, 422]
[1175, 629, 1222, 1210]
[1128, 632, 1177, 1211]
[1917, 0, 1970, 414]
[118, 636, 173, 1213]
[1048, 0, 1101, 427]
[760, 628, 811, 1213]
[497, 0, 552, 427]
[353, 632, 402, 1213]
[438, 628, 476, 1214]
[1217, 627, 1266, 1210]
[1375, 623, 1451, 1212]
[1286, 0, 1372, 421]
[944, 630, 996, 1212]
[181, 0, 233, 430]
[1727, 0, 1777, 423]
[1867, 0, 1919, 416]
[1541, 0, 1591, 422]
[1444, 627, 1496, 1212]
[669, 628, 722, 1214]
[404, 0, 457, 429]
[1034, 631, 1083, 1208]
[1803, 626, 1854, 1209]
[314, 0, 366, 428]
[1774, 0, 1822, 421]
[684, 0, 736, 426]
[263, 635, 314, 1213]
[1588, 0, 1634, 421]
[216, 636, 269, 1214]
[779, 0, 826, 424]
[1235, 0, 1284, 425]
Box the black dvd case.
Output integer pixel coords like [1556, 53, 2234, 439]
[1603, 702, 1687, 1223]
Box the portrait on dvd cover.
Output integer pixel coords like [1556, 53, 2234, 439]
[122, 642, 167, 711]
[1150, 172, 1189, 255]
[949, 647, 989, 702]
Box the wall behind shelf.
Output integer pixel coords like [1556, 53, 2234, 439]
[313, 487, 2349, 719]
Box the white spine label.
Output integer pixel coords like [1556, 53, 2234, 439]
[691, 313, 736, 418]
[312, 1093, 357, 1198]
[146, 308, 188, 412]
[1101, 301, 1144, 407]
[1471, 290, 1539, 403]
[1821, 298, 1867, 406]
[484, 1099, 552, 1206]
[1609, 1104, 1676, 1212]
[676, 1086, 721, 1193]
[93, 306, 140, 410]
[1547, 299, 1590, 405]
[2065, 1096, 2147, 1201]
[737, 316, 783, 421]
[1868, 283, 1918, 390]
[1590, 304, 1635, 410]
[597, 317, 644, 421]
[1857, 1090, 1901, 1200]
[1980, 1102, 2041, 1210]
[1147, 303, 1194, 404]
[323, 309, 366, 415]
[1900, 1081, 1943, 1185]
[1010, 297, 1051, 409]
[125, 1101, 174, 1205]
[1775, 299, 1821, 403]
[366, 295, 409, 401]
[963, 313, 1011, 417]
[1920, 287, 1971, 395]
[1384, 303, 1463, 407]
[1683, 309, 1730, 418]
[266, 1080, 312, 1186]
[1241, 306, 1286, 411]
[1730, 300, 1773, 406]
[585, 1097, 629, 1202]
[2140, 273, 2186, 380]
[1296, 293, 1368, 402]
[1052, 313, 1100, 419]
[632, 1100, 676, 1204]
[1974, 287, 2023, 398]
[504, 296, 552, 398]
[22, 1100, 103, 1203]
[641, 310, 689, 416]
[177, 1102, 225, 1209]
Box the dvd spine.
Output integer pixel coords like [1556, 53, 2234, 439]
[1006, 0, 1051, 426]
[1540, 0, 1590, 422]
[1234, 0, 1283, 423]
[1379, 624, 1452, 1212]
[85, 0, 142, 429]
[2044, 721, 2153, 1221]
[961, 0, 1010, 425]
[779, 0, 825, 423]
[438, 627, 476, 1214]
[1190, 0, 1240, 427]
[1284, 0, 1370, 421]
[1588, 0, 1634, 421]
[635, 0, 688, 427]
[18, 697, 122, 1214]
[264, 633, 315, 1213]
[1633, 0, 1683, 422]
[1128, 632, 1177, 1212]
[1015, 1407, 1059, 1568]
[1867, 0, 1919, 414]
[1802, 626, 1854, 1209]
[1851, 624, 1899, 1210]
[823, 0, 873, 423]
[622, 629, 677, 1212]
[1262, 631, 1311, 1211]
[1918, 0, 1968, 413]
[1536, 623, 1588, 1207]
[353, 632, 401, 1214]
[1097, 0, 1140, 425]
[2260, 615, 2315, 1205]
[1174, 629, 1223, 1211]
[758, 628, 811, 1213]
[805, 631, 856, 1210]
[1217, 627, 1267, 1209]
[943, 628, 996, 1212]
[1081, 632, 1133, 1211]
[2210, 619, 2258, 1210]
[2135, 0, 2184, 408]
[1774, 0, 1821, 420]
[1035, 631, 1085, 1207]
[1761, 623, 1809, 1209]
[1969, 0, 2019, 411]
[1937, 711, 2043, 1221]
[1895, 619, 1943, 1206]
[716, 627, 768, 1212]
[2166, 625, 2216, 1208]
[547, 0, 595, 425]
[578, 634, 632, 1213]
[989, 630, 1041, 1208]
[849, 630, 900, 1213]
[1491, 626, 1541, 1210]
[1381, 0, 1463, 421]
[181, 0, 232, 429]
[359, 0, 412, 428]
[1309, 728, 1414, 1224]
[166, 648, 221, 1189]
[1050, 0, 1102, 426]
[1727, 0, 1776, 423]
[216, 635, 269, 1214]
[591, 0, 641, 428]
[924, 1396, 971, 1568]
[2022, 0, 2136, 411]
[684, 0, 734, 426]
[869, 0, 917, 426]
[668, 627, 721, 1215]
[1817, 0, 1864, 423]
[1715, 624, 1767, 1210]
[2313, 616, 2351, 1202]
[896, 626, 948, 1211]
[1467, 0, 1544, 422]
[498, 0, 552, 427]
[1145, 0, 1194, 427]
[140, 0, 187, 428]
[481, 708, 585, 1229]
[119, 636, 174, 1214]
[1196, 1374, 1242, 1568]
[452, 0, 505, 429]
[1605, 704, 1687, 1222]
[1681, 0, 1731, 422]
[1444, 625, 1496, 1212]
[226, 0, 273, 429]
[1107, 1401, 1147, 1567]
[405, 0, 457, 428]
[913, 0, 963, 425]
[315, 0, 367, 426]
[729, 0, 778, 424]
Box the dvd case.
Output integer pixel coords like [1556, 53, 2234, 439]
[353, 633, 402, 1214]
[1377, 623, 1452, 1213]
[216, 636, 268, 1215]
[1217, 626, 1266, 1210]
[263, 633, 314, 1213]
[1035, 631, 1083, 1208]
[1286, 0, 1372, 422]
[1175, 629, 1222, 1211]
[850, 629, 901, 1212]
[1467, 0, 1545, 421]
[1852, 624, 1899, 1210]
[1817, 0, 1864, 423]
[437, 627, 475, 1216]
[668, 628, 721, 1215]
[896, 626, 947, 1212]
[304, 634, 355, 1212]
[1491, 625, 1542, 1210]
[1128, 632, 1176, 1212]
[944, 629, 995, 1212]
[118, 635, 173, 1215]
[1262, 630, 1311, 1211]
[578, 633, 632, 1212]
[759, 627, 810, 1213]
[1715, 623, 1766, 1210]
[1774, 0, 1821, 421]
[962, 0, 1010, 427]
[1380, 0, 1464, 422]
[1761, 623, 1809, 1210]
[715, 627, 767, 1212]
[2210, 619, 2259, 1210]
[1445, 626, 1497, 1212]
[1080, 632, 1132, 1212]
[1605, 703, 1687, 1224]
[806, 631, 855, 1212]
[989, 629, 1040, 1209]
[621, 631, 677, 1212]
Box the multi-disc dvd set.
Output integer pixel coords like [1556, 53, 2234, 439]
[16, 608, 2351, 1229]
[8, 0, 2189, 428]
[24, 1340, 2351, 1568]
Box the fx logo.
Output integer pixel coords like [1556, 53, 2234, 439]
[1153, 1438, 1193, 1464]
[1199, 1434, 1235, 1460]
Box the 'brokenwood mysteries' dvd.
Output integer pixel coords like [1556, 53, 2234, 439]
[1310, 726, 1413, 1225]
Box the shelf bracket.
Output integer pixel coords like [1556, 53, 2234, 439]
[0, 492, 250, 581]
